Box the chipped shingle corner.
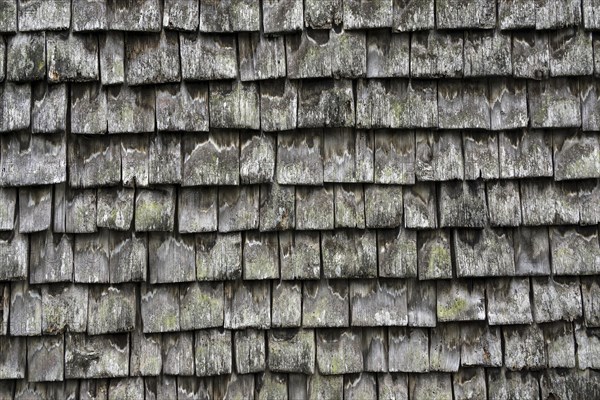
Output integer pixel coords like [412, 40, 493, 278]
[1, 0, 600, 398]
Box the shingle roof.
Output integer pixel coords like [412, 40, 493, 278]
[1, 0, 600, 398]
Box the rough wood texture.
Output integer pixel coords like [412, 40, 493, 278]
[350, 280, 407, 326]
[209, 81, 260, 130]
[156, 83, 209, 132]
[513, 31, 550, 79]
[463, 132, 500, 179]
[99, 32, 124, 86]
[30, 231, 73, 284]
[240, 133, 276, 184]
[378, 228, 417, 278]
[107, 85, 155, 133]
[180, 33, 237, 80]
[529, 78, 581, 128]
[135, 187, 176, 232]
[460, 323, 502, 367]
[499, 130, 553, 178]
[279, 231, 321, 280]
[438, 181, 487, 228]
[259, 183, 295, 231]
[178, 187, 217, 233]
[41, 284, 88, 334]
[71, 83, 107, 134]
[87, 284, 136, 335]
[437, 280, 485, 322]
[243, 232, 279, 279]
[96, 187, 134, 231]
[0, 230, 29, 281]
[317, 329, 363, 375]
[388, 328, 429, 372]
[65, 333, 129, 379]
[224, 280, 270, 329]
[179, 282, 224, 330]
[18, 186, 52, 233]
[454, 228, 515, 277]
[277, 130, 323, 185]
[298, 80, 355, 128]
[532, 277, 582, 322]
[149, 132, 182, 184]
[374, 130, 415, 184]
[549, 28, 593, 76]
[417, 230, 452, 280]
[6, 33, 46, 81]
[32, 83, 67, 133]
[366, 31, 409, 78]
[46, 32, 98, 83]
[109, 232, 147, 283]
[554, 131, 600, 180]
[200, 0, 259, 32]
[489, 79, 529, 130]
[183, 131, 239, 186]
[343, 0, 393, 29]
[438, 81, 490, 130]
[196, 233, 242, 281]
[503, 325, 546, 370]
[321, 230, 377, 278]
[295, 186, 334, 230]
[149, 233, 195, 283]
[262, 0, 303, 33]
[403, 183, 437, 229]
[429, 324, 460, 372]
[0, 83, 31, 132]
[234, 329, 266, 374]
[272, 281, 302, 327]
[218, 186, 259, 232]
[365, 185, 403, 228]
[393, 0, 434, 31]
[141, 284, 180, 333]
[416, 130, 463, 181]
[73, 231, 109, 283]
[268, 329, 315, 374]
[303, 279, 349, 327]
[239, 33, 285, 81]
[436, 0, 496, 29]
[464, 30, 512, 77]
[162, 332, 194, 375]
[486, 278, 533, 325]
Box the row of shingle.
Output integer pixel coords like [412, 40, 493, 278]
[1, 77, 598, 135]
[3, 178, 600, 234]
[2, 0, 600, 33]
[3, 276, 600, 338]
[2, 28, 600, 85]
[2, 322, 600, 381]
[1, 368, 598, 400]
[4, 128, 600, 187]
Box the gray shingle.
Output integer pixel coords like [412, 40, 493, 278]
[362, 330, 387, 371]
[366, 31, 409, 78]
[46, 32, 99, 83]
[582, 78, 600, 131]
[350, 280, 408, 326]
[499, 130, 553, 178]
[183, 131, 239, 185]
[521, 180, 580, 225]
[322, 230, 377, 278]
[460, 323, 502, 367]
[0, 337, 25, 379]
[498, 0, 535, 29]
[389, 328, 429, 372]
[464, 30, 512, 77]
[343, 0, 393, 29]
[200, 0, 259, 31]
[582, 277, 600, 327]
[0, 228, 29, 280]
[135, 187, 176, 232]
[295, 185, 334, 230]
[512, 32, 550, 79]
[180, 282, 224, 330]
[149, 132, 182, 184]
[438, 81, 490, 130]
[109, 378, 144, 400]
[374, 130, 415, 184]
[6, 33, 45, 81]
[302, 279, 349, 327]
[533, 277, 582, 322]
[544, 322, 576, 368]
[260, 80, 298, 132]
[438, 181, 487, 228]
[259, 182, 295, 231]
[120, 134, 149, 186]
[218, 186, 260, 232]
[126, 31, 180, 85]
[99, 32, 125, 86]
[0, 83, 31, 132]
[107, 85, 156, 133]
[243, 232, 280, 279]
[0, 188, 16, 231]
[109, 231, 147, 283]
[145, 376, 176, 399]
[71, 83, 107, 134]
[334, 184, 364, 228]
[87, 284, 137, 335]
[529, 78, 581, 128]
[180, 33, 237, 80]
[10, 281, 42, 336]
[454, 228, 515, 277]
[68, 135, 120, 188]
[65, 333, 129, 378]
[486, 180, 521, 227]
[268, 329, 315, 374]
[403, 182, 437, 229]
[41, 284, 88, 334]
[323, 129, 373, 183]
[96, 187, 134, 231]
[535, 0, 581, 29]
[72, 0, 107, 31]
[330, 30, 366, 78]
[234, 329, 266, 374]
[345, 373, 378, 400]
[489, 79, 528, 130]
[286, 32, 331, 78]
[463, 132, 500, 179]
[27, 335, 64, 382]
[213, 374, 254, 399]
[210, 81, 260, 129]
[503, 325, 546, 370]
[164, 0, 199, 31]
[178, 187, 218, 233]
[262, 0, 303, 34]
[365, 185, 403, 228]
[277, 130, 323, 185]
[407, 280, 436, 327]
[378, 228, 417, 278]
[74, 231, 109, 282]
[224, 280, 270, 329]
[0, 0, 17, 32]
[18, 186, 52, 233]
[417, 229, 452, 280]
[30, 231, 73, 284]
[305, 0, 341, 29]
[429, 324, 460, 372]
[416, 130, 463, 181]
[436, 0, 495, 29]
[393, 0, 434, 31]
[255, 372, 288, 400]
[18, 0, 70, 31]
[550, 28, 593, 77]
[486, 278, 533, 325]
[317, 329, 363, 375]
[59, 186, 97, 233]
[239, 33, 286, 81]
[162, 332, 194, 375]
[108, 0, 161, 31]
[148, 233, 195, 283]
[196, 233, 242, 281]
[554, 131, 600, 180]
[410, 31, 462, 79]
[32, 83, 67, 134]
[141, 284, 180, 333]
[298, 79, 355, 128]
[240, 133, 276, 184]
[437, 280, 486, 322]
[272, 281, 302, 327]
[541, 369, 600, 400]
[279, 231, 321, 280]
